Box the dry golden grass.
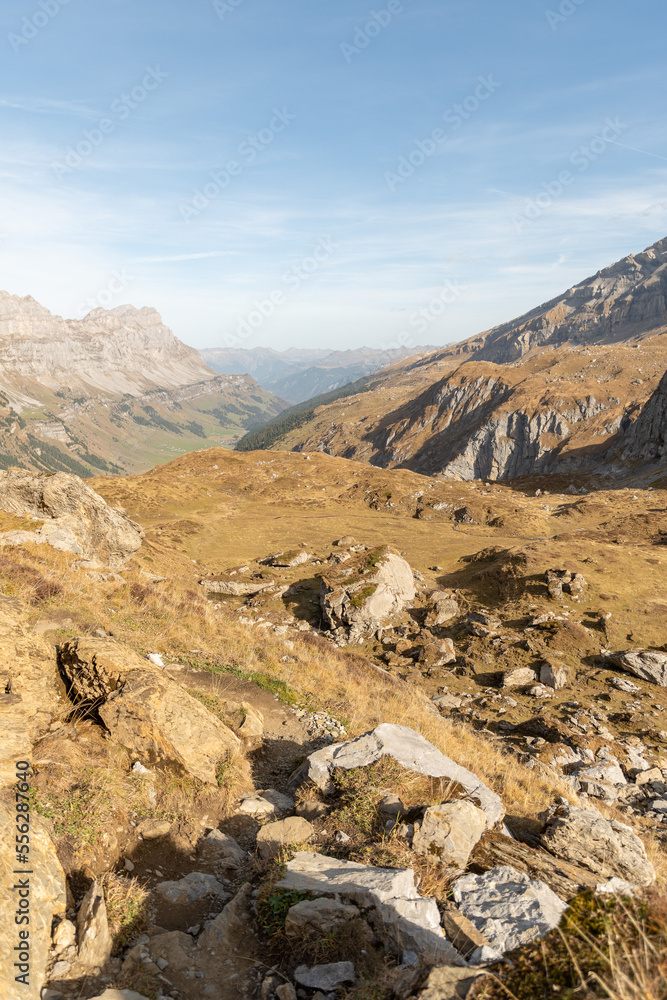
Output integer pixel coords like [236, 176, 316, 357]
[2, 476, 665, 882]
[101, 871, 150, 954]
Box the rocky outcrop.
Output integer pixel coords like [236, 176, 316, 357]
[0, 596, 64, 787]
[0, 802, 67, 1000]
[294, 724, 504, 829]
[320, 546, 416, 642]
[539, 800, 656, 887]
[58, 637, 240, 784]
[604, 649, 667, 686]
[0, 470, 143, 567]
[277, 851, 467, 965]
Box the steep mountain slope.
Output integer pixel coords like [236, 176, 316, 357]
[201, 344, 438, 403]
[241, 238, 667, 481]
[0, 295, 286, 474]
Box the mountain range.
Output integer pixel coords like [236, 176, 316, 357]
[0, 295, 285, 475]
[200, 345, 438, 404]
[239, 237, 667, 483]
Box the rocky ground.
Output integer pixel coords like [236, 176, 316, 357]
[0, 454, 666, 1000]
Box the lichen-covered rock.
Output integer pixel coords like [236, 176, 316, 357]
[294, 724, 504, 829]
[320, 546, 416, 642]
[0, 470, 143, 568]
[539, 800, 655, 887]
[58, 637, 240, 784]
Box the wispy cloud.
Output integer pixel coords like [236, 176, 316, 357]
[0, 96, 96, 117]
[132, 251, 239, 262]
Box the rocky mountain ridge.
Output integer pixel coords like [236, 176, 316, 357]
[0, 293, 286, 475]
[241, 238, 667, 483]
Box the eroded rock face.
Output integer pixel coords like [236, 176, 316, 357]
[605, 649, 667, 687]
[0, 803, 67, 1000]
[278, 852, 466, 965]
[58, 637, 240, 784]
[0, 470, 143, 568]
[452, 866, 567, 959]
[539, 801, 655, 887]
[320, 546, 416, 642]
[0, 596, 64, 787]
[295, 724, 504, 829]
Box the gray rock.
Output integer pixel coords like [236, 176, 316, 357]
[154, 872, 227, 907]
[237, 788, 294, 819]
[256, 817, 315, 859]
[320, 547, 416, 641]
[540, 660, 569, 690]
[412, 800, 487, 867]
[294, 963, 355, 991]
[278, 851, 467, 965]
[295, 724, 504, 828]
[77, 881, 112, 972]
[605, 649, 667, 687]
[200, 829, 248, 867]
[285, 898, 360, 938]
[452, 866, 567, 955]
[539, 800, 655, 887]
[0, 470, 143, 568]
[502, 668, 537, 688]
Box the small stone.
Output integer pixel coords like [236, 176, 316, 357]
[124, 859, 135, 872]
[294, 962, 355, 991]
[334, 830, 351, 844]
[139, 820, 172, 840]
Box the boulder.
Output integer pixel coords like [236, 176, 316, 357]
[425, 593, 461, 627]
[502, 668, 537, 688]
[293, 724, 504, 829]
[419, 640, 457, 668]
[58, 637, 240, 785]
[604, 649, 667, 687]
[412, 801, 487, 867]
[0, 596, 64, 787]
[320, 546, 416, 641]
[278, 851, 467, 965]
[199, 829, 248, 868]
[0, 803, 67, 1000]
[539, 800, 655, 887]
[284, 898, 360, 938]
[415, 965, 486, 999]
[540, 660, 569, 690]
[294, 963, 355, 990]
[154, 872, 227, 908]
[452, 866, 567, 958]
[76, 881, 112, 972]
[256, 816, 315, 859]
[0, 469, 143, 568]
[237, 788, 294, 819]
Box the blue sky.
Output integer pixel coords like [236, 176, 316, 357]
[0, 0, 666, 352]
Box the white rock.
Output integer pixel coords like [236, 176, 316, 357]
[297, 724, 503, 828]
[146, 653, 165, 667]
[237, 788, 294, 819]
[278, 852, 467, 965]
[412, 800, 487, 867]
[605, 649, 667, 687]
[294, 963, 355, 990]
[452, 866, 567, 955]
